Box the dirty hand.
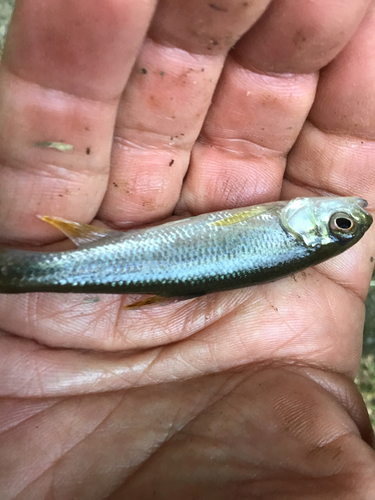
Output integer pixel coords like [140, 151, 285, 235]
[0, 1, 374, 498]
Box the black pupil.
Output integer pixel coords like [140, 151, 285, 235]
[335, 217, 352, 230]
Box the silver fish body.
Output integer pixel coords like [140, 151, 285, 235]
[0, 197, 372, 296]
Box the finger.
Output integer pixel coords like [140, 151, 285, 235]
[1, 369, 373, 498]
[176, 64, 317, 214]
[234, 0, 371, 74]
[282, 3, 375, 296]
[0, 371, 244, 497]
[118, 370, 374, 499]
[0, 287, 250, 350]
[0, 271, 366, 395]
[177, 0, 371, 214]
[119, 370, 375, 500]
[0, 0, 155, 244]
[98, 0, 271, 226]
[283, 4, 375, 202]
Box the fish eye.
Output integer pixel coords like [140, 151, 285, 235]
[329, 212, 356, 236]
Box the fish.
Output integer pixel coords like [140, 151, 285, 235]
[0, 197, 372, 299]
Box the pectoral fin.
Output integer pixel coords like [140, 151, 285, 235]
[211, 206, 272, 227]
[39, 216, 122, 246]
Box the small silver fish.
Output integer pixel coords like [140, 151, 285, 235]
[0, 197, 371, 301]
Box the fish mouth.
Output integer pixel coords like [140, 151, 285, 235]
[355, 197, 368, 208]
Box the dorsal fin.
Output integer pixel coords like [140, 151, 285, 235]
[39, 216, 122, 247]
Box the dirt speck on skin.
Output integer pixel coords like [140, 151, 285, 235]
[293, 29, 308, 49]
[169, 159, 174, 166]
[371, 256, 374, 263]
[86, 147, 91, 155]
[208, 39, 219, 47]
[139, 198, 157, 211]
[113, 182, 118, 188]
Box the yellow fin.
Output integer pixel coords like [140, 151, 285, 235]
[211, 206, 272, 227]
[39, 216, 121, 246]
[124, 295, 197, 310]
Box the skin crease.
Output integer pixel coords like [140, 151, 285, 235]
[0, 0, 375, 498]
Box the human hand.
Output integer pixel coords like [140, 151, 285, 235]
[0, 1, 375, 498]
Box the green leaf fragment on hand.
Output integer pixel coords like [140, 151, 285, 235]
[34, 141, 74, 152]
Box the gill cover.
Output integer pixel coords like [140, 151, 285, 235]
[279, 197, 369, 247]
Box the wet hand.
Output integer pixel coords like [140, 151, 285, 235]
[0, 1, 374, 498]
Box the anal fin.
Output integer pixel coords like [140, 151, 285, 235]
[124, 295, 198, 310]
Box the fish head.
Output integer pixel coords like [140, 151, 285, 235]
[280, 197, 373, 248]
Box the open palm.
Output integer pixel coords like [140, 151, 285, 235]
[1, 1, 375, 498]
